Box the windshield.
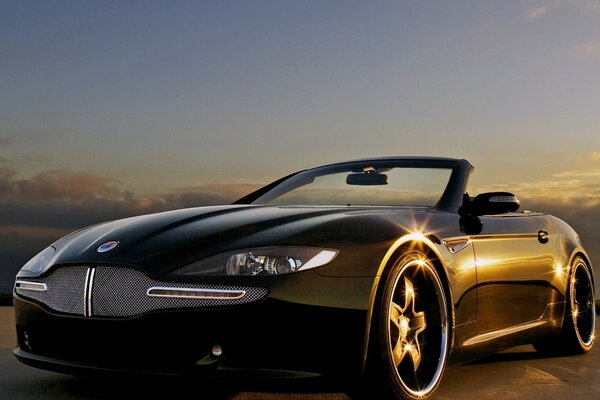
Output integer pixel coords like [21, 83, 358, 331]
[252, 163, 454, 207]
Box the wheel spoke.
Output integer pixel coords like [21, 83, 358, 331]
[389, 276, 427, 371]
[403, 277, 415, 312]
[411, 312, 426, 332]
[406, 342, 422, 372]
[390, 301, 402, 329]
[392, 339, 406, 367]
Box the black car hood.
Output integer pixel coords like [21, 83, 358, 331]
[47, 205, 418, 278]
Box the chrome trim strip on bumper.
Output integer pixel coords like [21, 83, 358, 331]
[146, 287, 247, 300]
[15, 281, 48, 292]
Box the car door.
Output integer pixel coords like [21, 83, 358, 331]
[470, 213, 556, 335]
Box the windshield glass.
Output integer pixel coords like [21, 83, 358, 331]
[252, 163, 454, 207]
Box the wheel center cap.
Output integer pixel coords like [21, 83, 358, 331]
[400, 317, 410, 336]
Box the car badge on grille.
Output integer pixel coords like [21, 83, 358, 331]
[97, 241, 119, 253]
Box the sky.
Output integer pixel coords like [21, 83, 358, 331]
[1, 1, 600, 291]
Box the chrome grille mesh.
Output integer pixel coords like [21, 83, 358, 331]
[91, 267, 267, 317]
[16, 266, 88, 315]
[16, 266, 268, 318]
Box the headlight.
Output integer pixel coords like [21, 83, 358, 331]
[175, 246, 338, 276]
[19, 246, 56, 274]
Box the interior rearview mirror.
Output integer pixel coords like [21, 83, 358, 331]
[346, 173, 388, 186]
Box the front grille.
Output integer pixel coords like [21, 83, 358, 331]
[16, 266, 268, 318]
[16, 266, 88, 315]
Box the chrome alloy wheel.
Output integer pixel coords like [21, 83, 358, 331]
[570, 261, 595, 349]
[383, 255, 449, 399]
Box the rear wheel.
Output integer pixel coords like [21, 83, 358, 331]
[534, 257, 595, 355]
[361, 253, 450, 400]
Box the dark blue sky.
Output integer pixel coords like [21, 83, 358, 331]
[2, 1, 599, 191]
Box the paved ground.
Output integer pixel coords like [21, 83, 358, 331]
[2, 306, 600, 399]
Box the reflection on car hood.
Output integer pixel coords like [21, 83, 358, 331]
[49, 205, 418, 277]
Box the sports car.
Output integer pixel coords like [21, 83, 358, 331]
[13, 157, 595, 399]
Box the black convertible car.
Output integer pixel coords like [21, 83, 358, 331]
[13, 157, 595, 399]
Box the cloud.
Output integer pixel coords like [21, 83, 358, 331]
[472, 155, 600, 209]
[0, 168, 263, 229]
[551, 169, 600, 178]
[0, 167, 265, 292]
[0, 168, 16, 193]
[589, 152, 600, 162]
[165, 182, 262, 207]
[526, 5, 550, 21]
[525, 1, 600, 22]
[571, 39, 600, 61]
[14, 169, 122, 200]
[0, 136, 10, 146]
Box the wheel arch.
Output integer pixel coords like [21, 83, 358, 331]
[359, 234, 456, 376]
[569, 249, 595, 288]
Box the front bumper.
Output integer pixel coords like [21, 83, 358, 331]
[13, 291, 368, 379]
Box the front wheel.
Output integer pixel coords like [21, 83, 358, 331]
[363, 253, 450, 400]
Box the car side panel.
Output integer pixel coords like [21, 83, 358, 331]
[471, 213, 557, 335]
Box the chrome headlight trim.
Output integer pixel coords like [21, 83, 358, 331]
[174, 246, 339, 277]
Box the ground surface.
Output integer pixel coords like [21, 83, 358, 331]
[2, 307, 599, 399]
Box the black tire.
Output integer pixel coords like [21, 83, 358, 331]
[534, 257, 595, 355]
[360, 252, 450, 400]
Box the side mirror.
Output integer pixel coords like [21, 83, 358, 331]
[463, 192, 520, 215]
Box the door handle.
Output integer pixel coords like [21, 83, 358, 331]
[538, 230, 549, 244]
